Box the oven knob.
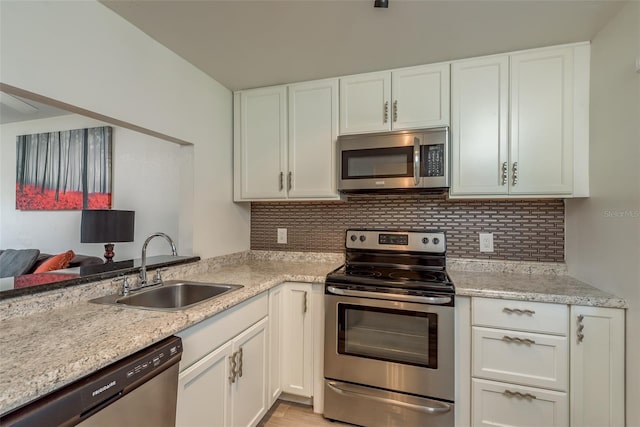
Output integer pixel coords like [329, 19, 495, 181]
[433, 237, 440, 245]
[422, 237, 429, 244]
[350, 235, 357, 242]
[359, 235, 366, 242]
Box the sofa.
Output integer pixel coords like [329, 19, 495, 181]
[0, 249, 104, 278]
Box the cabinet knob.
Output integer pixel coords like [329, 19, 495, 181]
[393, 100, 398, 122]
[279, 172, 284, 191]
[577, 314, 585, 343]
[383, 101, 389, 123]
[229, 352, 237, 383]
[512, 162, 519, 185]
[288, 171, 292, 191]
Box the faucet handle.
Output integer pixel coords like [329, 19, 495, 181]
[113, 275, 131, 296]
[153, 268, 168, 285]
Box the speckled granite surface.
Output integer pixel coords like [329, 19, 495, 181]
[0, 251, 625, 416]
[0, 257, 340, 416]
[450, 269, 627, 308]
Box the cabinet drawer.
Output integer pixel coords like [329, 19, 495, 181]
[472, 327, 568, 390]
[177, 292, 268, 370]
[472, 297, 568, 335]
[472, 378, 568, 427]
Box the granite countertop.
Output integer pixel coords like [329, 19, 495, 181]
[450, 269, 628, 308]
[0, 253, 626, 416]
[0, 258, 341, 416]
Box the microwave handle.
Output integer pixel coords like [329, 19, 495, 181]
[413, 137, 420, 186]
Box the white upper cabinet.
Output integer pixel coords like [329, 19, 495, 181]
[339, 71, 391, 134]
[451, 56, 509, 195]
[392, 63, 450, 130]
[288, 79, 339, 199]
[450, 43, 589, 198]
[234, 80, 340, 201]
[339, 63, 450, 135]
[235, 86, 287, 200]
[509, 47, 574, 195]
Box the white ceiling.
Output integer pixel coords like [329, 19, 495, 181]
[102, 0, 624, 91]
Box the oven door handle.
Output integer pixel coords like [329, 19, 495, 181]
[327, 286, 451, 305]
[326, 381, 452, 415]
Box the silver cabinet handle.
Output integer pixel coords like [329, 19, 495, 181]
[327, 381, 452, 415]
[503, 389, 537, 400]
[383, 101, 389, 123]
[279, 171, 284, 191]
[228, 352, 237, 383]
[577, 314, 585, 342]
[303, 291, 308, 314]
[413, 137, 420, 186]
[287, 171, 292, 191]
[237, 347, 243, 378]
[501, 162, 508, 186]
[512, 162, 518, 185]
[393, 100, 398, 122]
[503, 307, 535, 316]
[327, 286, 451, 305]
[503, 335, 536, 345]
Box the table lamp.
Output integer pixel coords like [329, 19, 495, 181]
[81, 210, 135, 263]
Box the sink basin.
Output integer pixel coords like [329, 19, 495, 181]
[90, 280, 243, 311]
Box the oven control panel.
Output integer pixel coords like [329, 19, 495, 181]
[346, 230, 446, 253]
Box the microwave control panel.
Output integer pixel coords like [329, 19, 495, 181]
[422, 144, 445, 177]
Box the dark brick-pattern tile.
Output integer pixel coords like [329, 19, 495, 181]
[251, 195, 564, 262]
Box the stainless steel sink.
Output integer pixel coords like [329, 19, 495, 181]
[90, 280, 243, 311]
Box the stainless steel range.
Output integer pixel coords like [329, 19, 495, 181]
[324, 229, 454, 427]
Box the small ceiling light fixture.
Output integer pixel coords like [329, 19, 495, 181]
[374, 0, 389, 8]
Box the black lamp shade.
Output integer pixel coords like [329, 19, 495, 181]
[81, 210, 135, 243]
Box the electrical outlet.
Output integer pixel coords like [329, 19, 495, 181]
[277, 228, 287, 244]
[479, 233, 494, 252]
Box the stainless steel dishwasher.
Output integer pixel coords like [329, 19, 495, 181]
[1, 336, 183, 427]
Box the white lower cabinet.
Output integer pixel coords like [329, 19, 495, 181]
[175, 294, 269, 427]
[570, 306, 625, 427]
[470, 298, 625, 427]
[472, 378, 568, 427]
[268, 282, 314, 400]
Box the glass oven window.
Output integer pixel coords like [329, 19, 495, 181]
[342, 147, 413, 179]
[337, 304, 438, 368]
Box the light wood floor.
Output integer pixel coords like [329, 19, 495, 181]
[258, 400, 351, 427]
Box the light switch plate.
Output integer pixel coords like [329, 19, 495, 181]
[479, 233, 494, 252]
[277, 228, 287, 244]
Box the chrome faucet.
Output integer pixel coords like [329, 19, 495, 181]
[139, 232, 178, 286]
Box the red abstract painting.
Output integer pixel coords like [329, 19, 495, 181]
[15, 126, 112, 210]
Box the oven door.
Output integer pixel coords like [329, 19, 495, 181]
[324, 292, 454, 401]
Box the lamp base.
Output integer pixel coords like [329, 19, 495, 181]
[104, 243, 115, 263]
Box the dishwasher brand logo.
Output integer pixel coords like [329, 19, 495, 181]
[92, 381, 116, 397]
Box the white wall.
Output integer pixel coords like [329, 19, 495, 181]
[565, 2, 640, 425]
[0, 114, 183, 260]
[0, 0, 251, 258]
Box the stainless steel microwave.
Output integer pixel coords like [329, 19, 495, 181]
[338, 127, 449, 192]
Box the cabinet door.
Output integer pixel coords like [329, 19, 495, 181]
[472, 378, 568, 427]
[281, 282, 313, 397]
[288, 79, 339, 199]
[570, 306, 624, 427]
[176, 341, 233, 427]
[451, 56, 509, 195]
[267, 285, 283, 406]
[510, 47, 574, 195]
[230, 317, 269, 427]
[238, 86, 287, 199]
[392, 63, 450, 130]
[339, 71, 391, 134]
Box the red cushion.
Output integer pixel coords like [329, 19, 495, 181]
[33, 250, 76, 273]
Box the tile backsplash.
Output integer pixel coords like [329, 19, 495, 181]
[251, 194, 564, 262]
